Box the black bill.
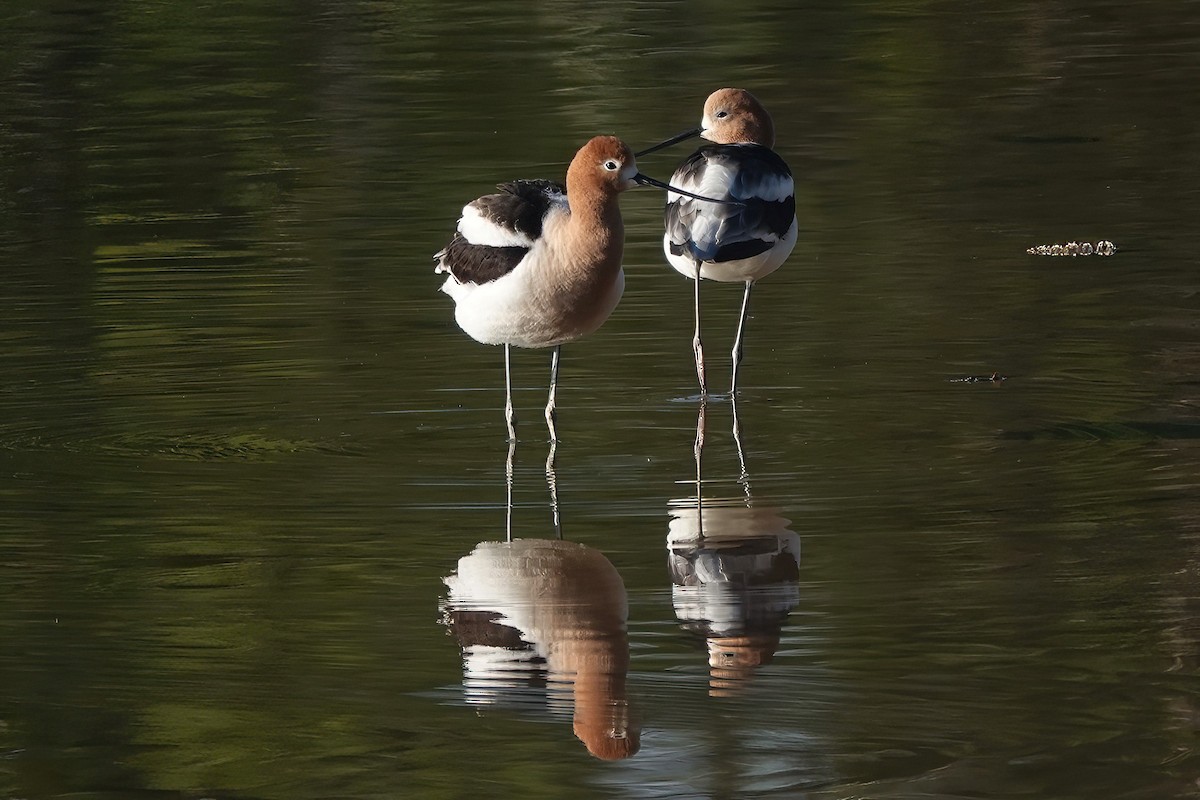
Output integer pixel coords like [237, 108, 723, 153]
[632, 173, 741, 206]
[634, 127, 703, 158]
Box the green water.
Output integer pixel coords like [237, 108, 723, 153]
[3, 1, 1199, 797]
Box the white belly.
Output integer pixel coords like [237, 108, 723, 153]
[442, 268, 625, 349]
[664, 217, 797, 283]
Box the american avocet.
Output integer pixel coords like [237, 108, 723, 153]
[637, 88, 797, 397]
[436, 135, 727, 441]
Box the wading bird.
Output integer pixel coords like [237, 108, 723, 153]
[637, 89, 797, 397]
[436, 135, 730, 440]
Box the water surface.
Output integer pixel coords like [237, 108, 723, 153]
[2, 1, 1199, 798]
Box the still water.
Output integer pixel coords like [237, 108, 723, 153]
[2, 0, 1199, 797]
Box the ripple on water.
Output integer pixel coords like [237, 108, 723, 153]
[0, 427, 362, 461]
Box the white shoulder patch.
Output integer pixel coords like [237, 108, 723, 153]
[457, 204, 536, 248]
[668, 161, 736, 204]
[737, 171, 793, 203]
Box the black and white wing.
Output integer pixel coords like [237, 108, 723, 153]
[665, 144, 795, 263]
[435, 180, 567, 285]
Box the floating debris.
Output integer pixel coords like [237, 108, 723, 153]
[1026, 240, 1116, 256]
[951, 373, 1007, 384]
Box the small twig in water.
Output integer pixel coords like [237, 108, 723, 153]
[951, 372, 1007, 384]
[1027, 240, 1116, 256]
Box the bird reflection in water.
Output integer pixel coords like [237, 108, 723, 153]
[668, 401, 801, 696]
[440, 444, 639, 760]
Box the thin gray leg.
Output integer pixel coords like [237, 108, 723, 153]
[731, 280, 754, 396]
[545, 345, 561, 442]
[693, 261, 707, 397]
[694, 400, 706, 539]
[504, 438, 516, 542]
[504, 344, 517, 442]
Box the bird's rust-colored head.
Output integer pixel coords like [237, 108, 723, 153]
[567, 135, 735, 204]
[566, 135, 640, 196]
[700, 87, 775, 147]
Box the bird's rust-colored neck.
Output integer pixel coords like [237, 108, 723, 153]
[562, 173, 625, 269]
[725, 114, 774, 147]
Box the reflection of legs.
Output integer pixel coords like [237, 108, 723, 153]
[732, 393, 751, 500]
[545, 345, 561, 442]
[504, 344, 517, 442]
[504, 438, 516, 542]
[546, 440, 562, 539]
[692, 262, 707, 397]
[544, 348, 561, 533]
[694, 400, 706, 538]
[731, 281, 754, 396]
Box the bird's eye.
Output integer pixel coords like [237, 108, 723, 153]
[603, 160, 619, 171]
[716, 111, 729, 119]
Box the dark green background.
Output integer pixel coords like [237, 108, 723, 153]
[2, 1, 1198, 797]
